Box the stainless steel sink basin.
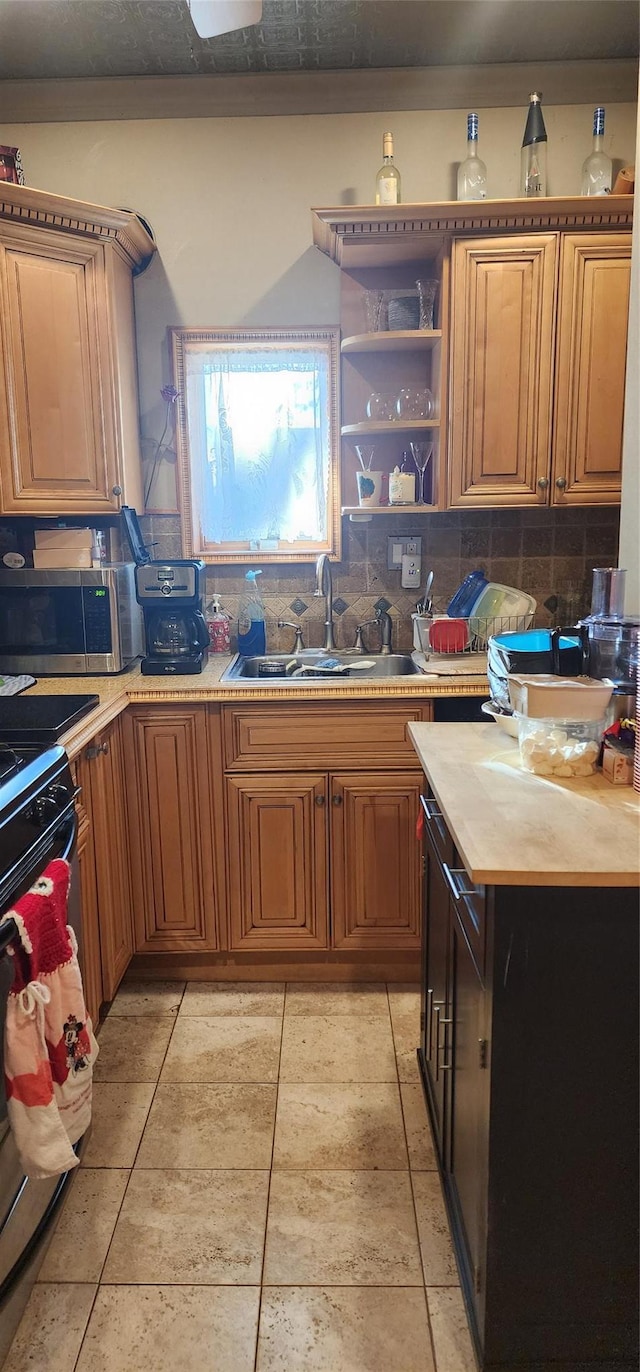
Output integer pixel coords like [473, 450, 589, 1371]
[221, 651, 421, 682]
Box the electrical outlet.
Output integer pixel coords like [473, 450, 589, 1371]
[401, 554, 422, 589]
[387, 536, 422, 570]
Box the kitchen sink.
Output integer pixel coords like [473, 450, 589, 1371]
[221, 651, 422, 682]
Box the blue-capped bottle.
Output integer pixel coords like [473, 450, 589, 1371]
[581, 107, 612, 196]
[238, 570, 266, 656]
[457, 113, 487, 201]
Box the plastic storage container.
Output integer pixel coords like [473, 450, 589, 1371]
[516, 715, 605, 777]
[238, 570, 266, 656]
[469, 582, 537, 642]
[507, 674, 614, 721]
[487, 629, 583, 712]
[446, 570, 488, 618]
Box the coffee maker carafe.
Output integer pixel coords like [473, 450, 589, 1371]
[135, 560, 209, 675]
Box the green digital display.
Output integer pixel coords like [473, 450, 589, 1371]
[94, 589, 107, 597]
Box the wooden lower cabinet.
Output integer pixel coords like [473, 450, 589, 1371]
[123, 706, 223, 953]
[330, 771, 422, 949]
[226, 772, 329, 951]
[73, 751, 103, 1027]
[84, 717, 134, 1001]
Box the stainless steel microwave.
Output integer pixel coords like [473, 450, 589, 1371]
[0, 564, 144, 675]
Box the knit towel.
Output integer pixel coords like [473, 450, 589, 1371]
[1, 858, 99, 1179]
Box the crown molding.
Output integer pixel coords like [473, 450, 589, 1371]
[0, 184, 156, 268]
[0, 59, 636, 123]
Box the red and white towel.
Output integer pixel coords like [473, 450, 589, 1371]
[1, 858, 98, 1179]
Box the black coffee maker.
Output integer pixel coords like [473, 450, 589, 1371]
[135, 560, 209, 675]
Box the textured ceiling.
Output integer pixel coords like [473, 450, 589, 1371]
[0, 0, 637, 81]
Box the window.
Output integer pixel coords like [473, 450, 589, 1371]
[172, 327, 341, 562]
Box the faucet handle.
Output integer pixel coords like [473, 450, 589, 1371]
[278, 620, 305, 651]
[354, 620, 378, 654]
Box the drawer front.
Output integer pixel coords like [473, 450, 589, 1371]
[420, 789, 455, 867]
[223, 702, 432, 771]
[441, 858, 486, 976]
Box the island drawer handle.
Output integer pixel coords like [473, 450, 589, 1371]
[420, 795, 443, 824]
[443, 863, 477, 903]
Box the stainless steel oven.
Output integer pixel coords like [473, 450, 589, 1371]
[0, 746, 81, 1362]
[0, 564, 144, 675]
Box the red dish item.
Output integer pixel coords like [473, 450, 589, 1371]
[429, 618, 469, 654]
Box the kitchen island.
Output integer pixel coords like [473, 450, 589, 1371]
[408, 721, 639, 1372]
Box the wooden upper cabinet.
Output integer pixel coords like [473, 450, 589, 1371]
[123, 706, 221, 953]
[330, 771, 422, 950]
[0, 190, 153, 515]
[225, 772, 329, 951]
[449, 235, 557, 506]
[552, 233, 631, 505]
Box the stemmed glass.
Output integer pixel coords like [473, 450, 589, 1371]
[410, 441, 434, 505]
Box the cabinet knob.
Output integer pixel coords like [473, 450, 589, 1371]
[85, 741, 110, 760]
[537, 476, 549, 490]
[555, 476, 567, 490]
[315, 793, 326, 807]
[112, 484, 123, 497]
[331, 793, 343, 806]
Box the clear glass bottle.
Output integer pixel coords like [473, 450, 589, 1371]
[457, 113, 487, 200]
[581, 107, 612, 196]
[375, 132, 401, 206]
[521, 92, 547, 197]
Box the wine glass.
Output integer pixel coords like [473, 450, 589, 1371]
[410, 441, 434, 505]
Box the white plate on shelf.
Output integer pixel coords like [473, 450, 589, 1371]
[481, 700, 519, 738]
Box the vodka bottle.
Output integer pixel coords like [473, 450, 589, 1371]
[521, 92, 547, 197]
[457, 113, 487, 200]
[581, 107, 612, 195]
[375, 132, 401, 205]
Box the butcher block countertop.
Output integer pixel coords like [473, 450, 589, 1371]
[408, 721, 640, 888]
[23, 656, 487, 760]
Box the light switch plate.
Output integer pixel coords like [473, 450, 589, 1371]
[387, 535, 422, 570]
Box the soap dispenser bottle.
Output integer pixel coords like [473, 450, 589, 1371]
[238, 570, 266, 655]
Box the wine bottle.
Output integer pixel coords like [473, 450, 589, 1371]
[521, 92, 547, 197]
[375, 132, 401, 206]
[457, 113, 487, 201]
[581, 107, 612, 196]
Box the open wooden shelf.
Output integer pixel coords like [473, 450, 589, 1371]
[341, 330, 442, 353]
[342, 419, 440, 436]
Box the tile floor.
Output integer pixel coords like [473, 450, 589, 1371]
[6, 980, 477, 1372]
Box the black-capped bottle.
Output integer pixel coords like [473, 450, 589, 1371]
[521, 92, 547, 197]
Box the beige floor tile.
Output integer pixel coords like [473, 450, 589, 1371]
[285, 983, 389, 1016]
[137, 1082, 276, 1169]
[264, 1170, 422, 1285]
[160, 1016, 282, 1083]
[76, 1285, 260, 1372]
[181, 981, 285, 1016]
[109, 979, 185, 1016]
[279, 1015, 397, 1083]
[103, 1169, 269, 1284]
[391, 1009, 421, 1083]
[387, 984, 421, 1018]
[82, 1083, 155, 1168]
[257, 1286, 434, 1372]
[39, 1169, 129, 1284]
[411, 1172, 459, 1284]
[94, 1015, 174, 1082]
[401, 1083, 437, 1169]
[273, 1083, 408, 1170]
[427, 1286, 477, 1372]
[4, 1283, 96, 1372]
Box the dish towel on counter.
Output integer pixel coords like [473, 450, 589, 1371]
[1, 858, 98, 1179]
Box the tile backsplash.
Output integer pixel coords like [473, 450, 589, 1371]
[142, 506, 620, 654]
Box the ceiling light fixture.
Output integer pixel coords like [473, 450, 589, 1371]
[186, 0, 263, 40]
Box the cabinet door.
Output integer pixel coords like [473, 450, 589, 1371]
[72, 753, 103, 1028]
[0, 232, 121, 513]
[226, 773, 329, 951]
[421, 820, 451, 1151]
[447, 911, 487, 1305]
[330, 772, 422, 949]
[86, 718, 133, 1001]
[449, 235, 557, 506]
[123, 707, 220, 953]
[552, 232, 631, 505]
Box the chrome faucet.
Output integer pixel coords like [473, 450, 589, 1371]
[314, 553, 337, 651]
[354, 609, 393, 655]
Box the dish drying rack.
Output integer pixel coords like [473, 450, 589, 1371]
[413, 610, 536, 657]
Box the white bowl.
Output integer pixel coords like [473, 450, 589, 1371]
[481, 700, 519, 738]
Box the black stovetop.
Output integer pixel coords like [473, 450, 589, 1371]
[0, 694, 99, 745]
